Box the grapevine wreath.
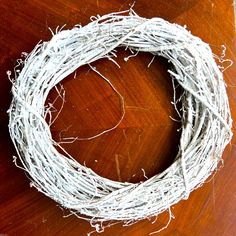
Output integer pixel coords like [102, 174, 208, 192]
[8, 10, 232, 232]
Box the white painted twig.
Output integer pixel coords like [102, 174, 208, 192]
[8, 10, 232, 233]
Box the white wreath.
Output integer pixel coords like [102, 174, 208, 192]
[8, 10, 232, 230]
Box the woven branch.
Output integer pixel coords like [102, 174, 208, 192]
[8, 9, 232, 229]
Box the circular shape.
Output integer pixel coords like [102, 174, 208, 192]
[8, 10, 232, 225]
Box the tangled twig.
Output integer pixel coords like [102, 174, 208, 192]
[8, 9, 232, 232]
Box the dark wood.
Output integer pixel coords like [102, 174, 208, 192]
[0, 0, 236, 235]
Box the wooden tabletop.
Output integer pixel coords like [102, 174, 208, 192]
[0, 0, 236, 235]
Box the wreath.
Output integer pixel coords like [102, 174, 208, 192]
[8, 10, 232, 232]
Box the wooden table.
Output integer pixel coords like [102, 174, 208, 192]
[0, 0, 235, 235]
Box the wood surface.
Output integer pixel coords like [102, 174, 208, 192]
[0, 0, 236, 235]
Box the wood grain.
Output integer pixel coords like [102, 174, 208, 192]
[0, 0, 235, 235]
